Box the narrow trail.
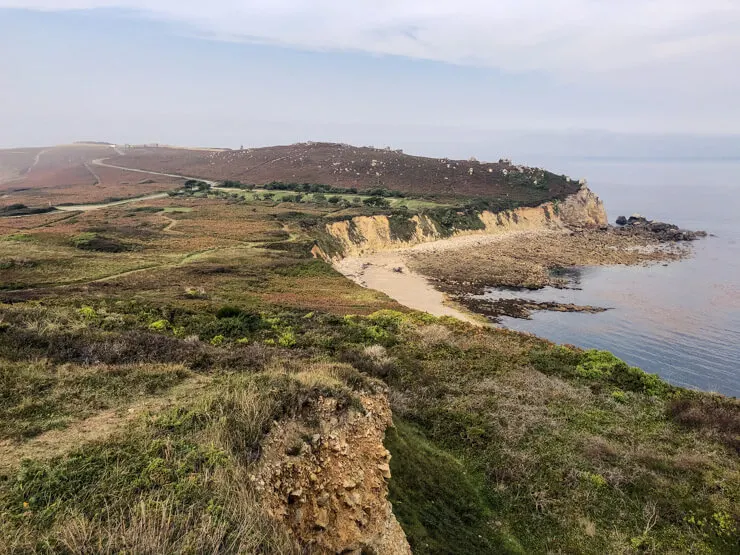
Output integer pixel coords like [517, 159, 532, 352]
[83, 162, 101, 185]
[162, 214, 182, 233]
[92, 158, 219, 187]
[5, 156, 216, 216]
[0, 375, 211, 472]
[2, 241, 269, 294]
[26, 148, 50, 174]
[54, 192, 169, 212]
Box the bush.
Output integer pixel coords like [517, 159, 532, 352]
[277, 329, 296, 348]
[363, 196, 390, 208]
[216, 305, 243, 319]
[148, 319, 169, 332]
[78, 306, 98, 320]
[668, 393, 740, 451]
[577, 350, 668, 396]
[71, 233, 129, 253]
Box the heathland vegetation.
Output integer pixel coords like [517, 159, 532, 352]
[0, 144, 737, 553]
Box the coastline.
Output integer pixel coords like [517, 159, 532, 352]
[333, 227, 691, 324]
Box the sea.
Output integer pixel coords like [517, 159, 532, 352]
[480, 159, 740, 397]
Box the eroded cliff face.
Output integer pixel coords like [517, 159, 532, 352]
[252, 378, 411, 555]
[314, 186, 608, 260]
[558, 184, 608, 229]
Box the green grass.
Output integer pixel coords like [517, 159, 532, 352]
[386, 420, 524, 554]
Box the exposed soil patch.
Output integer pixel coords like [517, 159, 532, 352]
[0, 375, 211, 471]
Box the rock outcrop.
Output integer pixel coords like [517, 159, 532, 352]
[251, 378, 410, 554]
[558, 184, 609, 229]
[614, 215, 707, 241]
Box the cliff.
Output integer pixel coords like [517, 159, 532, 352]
[313, 185, 607, 260]
[558, 183, 609, 229]
[251, 369, 411, 554]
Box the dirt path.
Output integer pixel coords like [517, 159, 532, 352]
[54, 192, 169, 212]
[83, 161, 101, 185]
[162, 214, 181, 233]
[3, 243, 260, 294]
[92, 158, 219, 187]
[27, 148, 50, 174]
[0, 375, 211, 471]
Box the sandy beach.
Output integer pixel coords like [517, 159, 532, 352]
[333, 230, 546, 324]
[333, 228, 691, 323]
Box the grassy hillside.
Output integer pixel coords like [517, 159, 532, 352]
[106, 142, 580, 202]
[0, 171, 737, 553]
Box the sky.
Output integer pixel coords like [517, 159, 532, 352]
[1, 2, 739, 159]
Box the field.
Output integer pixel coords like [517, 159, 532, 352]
[0, 146, 737, 554]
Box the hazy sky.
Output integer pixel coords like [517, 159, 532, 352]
[1, 2, 739, 157]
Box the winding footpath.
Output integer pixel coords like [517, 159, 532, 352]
[91, 158, 219, 187]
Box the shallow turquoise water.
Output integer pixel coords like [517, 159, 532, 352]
[484, 159, 740, 397]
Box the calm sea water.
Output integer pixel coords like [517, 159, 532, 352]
[484, 159, 740, 397]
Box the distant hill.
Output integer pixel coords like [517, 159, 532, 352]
[108, 142, 581, 204]
[73, 141, 116, 146]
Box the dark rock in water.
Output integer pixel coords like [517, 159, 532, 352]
[452, 296, 610, 321]
[613, 215, 706, 242]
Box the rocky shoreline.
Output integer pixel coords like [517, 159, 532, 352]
[405, 215, 706, 322]
[449, 295, 609, 323]
[614, 214, 707, 242]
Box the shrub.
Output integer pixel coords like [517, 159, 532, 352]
[216, 305, 243, 319]
[611, 389, 627, 403]
[668, 393, 740, 451]
[201, 312, 263, 340]
[582, 472, 608, 488]
[363, 196, 390, 208]
[576, 350, 616, 379]
[78, 306, 98, 320]
[387, 215, 417, 242]
[277, 329, 296, 348]
[576, 350, 668, 396]
[415, 324, 453, 347]
[148, 319, 169, 332]
[210, 335, 225, 346]
[71, 233, 128, 253]
[338, 346, 395, 379]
